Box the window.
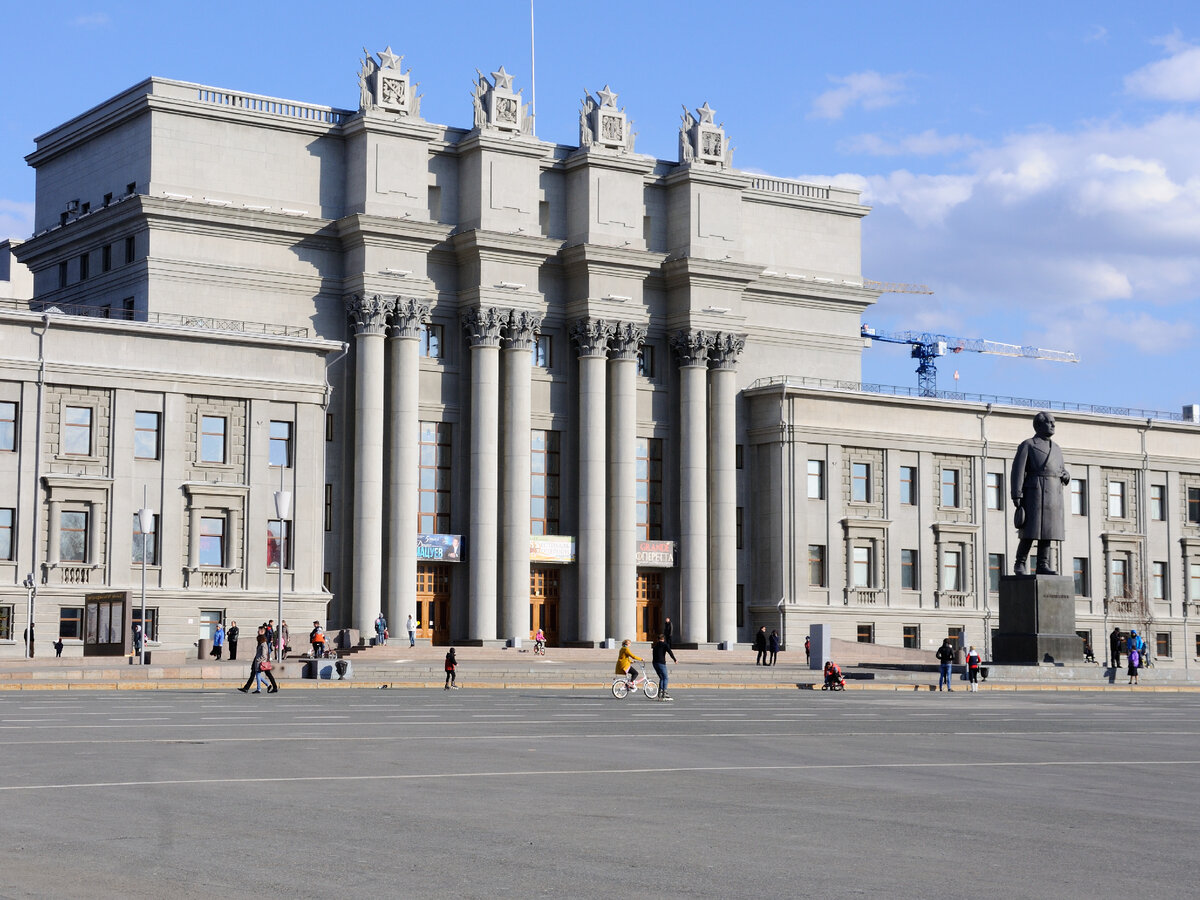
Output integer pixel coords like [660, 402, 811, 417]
[986, 473, 1003, 510]
[852, 546, 872, 588]
[1070, 478, 1087, 516]
[1108, 481, 1126, 519]
[735, 444, 743, 470]
[269, 420, 293, 467]
[0, 508, 12, 560]
[636, 438, 663, 539]
[947, 626, 965, 649]
[736, 584, 744, 628]
[851, 462, 870, 502]
[200, 415, 227, 464]
[126, 182, 136, 197]
[325, 413, 334, 442]
[857, 623, 875, 644]
[132, 607, 158, 641]
[1153, 561, 1167, 601]
[0, 401, 15, 451]
[807, 460, 824, 500]
[899, 466, 917, 505]
[103, 192, 112, 207]
[59, 607, 83, 639]
[989, 553, 1004, 593]
[1073, 558, 1089, 597]
[941, 550, 962, 592]
[199, 516, 226, 567]
[1150, 485, 1165, 521]
[941, 468, 961, 508]
[0, 606, 11, 640]
[324, 484, 333, 532]
[637, 344, 655, 378]
[132, 513, 158, 565]
[735, 507, 743, 549]
[903, 625, 920, 649]
[122, 297, 135, 320]
[1156, 632, 1172, 658]
[267, 520, 291, 568]
[1190, 562, 1200, 601]
[901, 549, 918, 590]
[533, 334, 551, 368]
[1109, 556, 1128, 598]
[60, 510, 88, 563]
[419, 422, 452, 534]
[58, 261, 67, 288]
[419, 323, 443, 359]
[63, 406, 93, 455]
[530, 430, 560, 534]
[79, 252, 89, 281]
[102, 244, 112, 272]
[808, 545, 826, 587]
[124, 235, 136, 263]
[134, 411, 160, 460]
[1189, 488, 1200, 525]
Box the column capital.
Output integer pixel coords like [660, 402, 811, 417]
[503, 309, 543, 351]
[387, 298, 432, 339]
[461, 306, 506, 348]
[346, 294, 393, 336]
[709, 332, 747, 370]
[670, 329, 714, 367]
[570, 318, 616, 358]
[609, 322, 647, 361]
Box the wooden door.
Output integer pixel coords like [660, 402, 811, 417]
[529, 567, 560, 645]
[636, 572, 663, 642]
[416, 564, 451, 645]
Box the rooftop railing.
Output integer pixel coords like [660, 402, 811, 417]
[193, 87, 351, 125]
[1, 298, 309, 337]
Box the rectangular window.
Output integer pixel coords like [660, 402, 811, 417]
[986, 473, 1003, 510]
[735, 444, 743, 470]
[637, 344, 655, 378]
[59, 607, 83, 640]
[1108, 481, 1126, 519]
[1073, 557, 1089, 597]
[1071, 478, 1087, 516]
[63, 406, 93, 455]
[418, 422, 452, 534]
[1150, 485, 1166, 521]
[60, 510, 88, 563]
[807, 460, 824, 500]
[857, 623, 875, 644]
[102, 244, 112, 272]
[132, 607, 158, 642]
[0, 605, 12, 640]
[419, 323, 443, 359]
[0, 508, 13, 560]
[901, 549, 918, 590]
[1156, 632, 1171, 658]
[852, 545, 872, 588]
[134, 411, 160, 460]
[269, 420, 293, 467]
[948, 626, 965, 649]
[851, 462, 870, 503]
[124, 235, 136, 264]
[1189, 488, 1200, 525]
[1109, 556, 1128, 598]
[199, 516, 226, 567]
[941, 468, 961, 508]
[736, 584, 744, 628]
[903, 625, 920, 649]
[533, 334, 551, 368]
[58, 261, 67, 288]
[1153, 561, 1167, 601]
[0, 401, 15, 451]
[132, 513, 158, 566]
[808, 545, 826, 588]
[325, 413, 334, 442]
[530, 430, 561, 535]
[123, 297, 135, 320]
[636, 438, 663, 540]
[899, 466, 917, 505]
[1190, 562, 1200, 601]
[989, 553, 1004, 593]
[79, 252, 89, 281]
[267, 520, 291, 569]
[941, 549, 962, 592]
[324, 484, 333, 532]
[735, 507, 743, 549]
[200, 415, 227, 464]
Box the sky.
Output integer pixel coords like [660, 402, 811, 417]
[2, 1, 1200, 413]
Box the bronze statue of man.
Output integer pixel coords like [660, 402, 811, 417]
[1010, 411, 1070, 575]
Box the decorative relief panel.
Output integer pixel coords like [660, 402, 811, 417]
[471, 66, 535, 135]
[358, 46, 422, 117]
[579, 85, 636, 153]
[679, 102, 732, 168]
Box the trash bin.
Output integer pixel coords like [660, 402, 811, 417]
[980, 666, 990, 681]
[198, 638, 213, 660]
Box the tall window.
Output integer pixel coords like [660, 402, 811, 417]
[530, 430, 560, 535]
[899, 466, 917, 505]
[60, 511, 88, 562]
[1109, 556, 1128, 598]
[267, 520, 291, 568]
[1070, 478, 1087, 515]
[940, 468, 961, 508]
[808, 545, 826, 587]
[533, 334, 551, 368]
[132, 513, 158, 565]
[0, 606, 12, 640]
[1150, 485, 1166, 521]
[102, 244, 112, 272]
[851, 462, 870, 503]
[59, 607, 83, 639]
[200, 415, 227, 464]
[1152, 561, 1167, 600]
[1156, 632, 1172, 658]
[988, 553, 1004, 592]
[79, 252, 89, 281]
[941, 550, 962, 592]
[1108, 481, 1126, 518]
[134, 411, 160, 460]
[637, 344, 655, 378]
[0, 508, 13, 560]
[1073, 557, 1089, 597]
[807, 460, 824, 499]
[852, 545, 872, 588]
[901, 549, 918, 590]
[1191, 562, 1200, 601]
[636, 438, 663, 539]
[857, 623, 875, 643]
[269, 420, 293, 467]
[986, 473, 1003, 510]
[903, 625, 920, 649]
[418, 422, 451, 534]
[324, 484, 333, 532]
[125, 235, 136, 264]
[419, 323, 443, 359]
[0, 401, 16, 451]
[1189, 488, 1200, 525]
[735, 507, 743, 549]
[63, 406, 92, 455]
[199, 516, 226, 567]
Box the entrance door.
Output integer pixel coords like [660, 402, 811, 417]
[416, 564, 451, 645]
[636, 572, 663, 642]
[529, 567, 560, 645]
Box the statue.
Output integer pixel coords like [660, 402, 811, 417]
[1010, 411, 1070, 575]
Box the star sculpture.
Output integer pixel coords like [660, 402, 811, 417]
[491, 66, 514, 92]
[377, 46, 402, 70]
[596, 84, 619, 108]
[696, 102, 716, 124]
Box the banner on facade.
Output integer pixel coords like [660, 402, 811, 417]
[529, 535, 576, 563]
[636, 540, 676, 567]
[417, 534, 462, 562]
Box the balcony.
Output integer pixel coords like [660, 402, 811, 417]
[847, 588, 884, 606]
[937, 591, 970, 609]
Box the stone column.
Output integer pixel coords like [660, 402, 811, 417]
[47, 499, 62, 566]
[571, 318, 614, 644]
[462, 307, 506, 641]
[387, 299, 430, 640]
[501, 309, 541, 644]
[671, 329, 714, 644]
[608, 322, 645, 641]
[708, 333, 745, 647]
[346, 295, 391, 640]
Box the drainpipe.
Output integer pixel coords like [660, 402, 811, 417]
[25, 315, 49, 657]
[980, 403, 993, 660]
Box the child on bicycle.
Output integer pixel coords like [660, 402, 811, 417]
[534, 628, 546, 654]
[615, 639, 645, 688]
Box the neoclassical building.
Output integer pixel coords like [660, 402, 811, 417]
[5, 49, 1200, 663]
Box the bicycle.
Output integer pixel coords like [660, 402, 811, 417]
[611, 671, 659, 700]
[533, 639, 546, 656]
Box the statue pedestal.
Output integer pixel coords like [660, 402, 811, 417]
[992, 574, 1080, 664]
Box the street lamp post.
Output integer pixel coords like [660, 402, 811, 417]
[776, 596, 786, 652]
[22, 574, 35, 659]
[274, 464, 292, 663]
[137, 488, 154, 666]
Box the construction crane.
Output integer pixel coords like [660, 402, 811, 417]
[860, 324, 1080, 397]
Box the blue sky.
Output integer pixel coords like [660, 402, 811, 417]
[3, 1, 1200, 412]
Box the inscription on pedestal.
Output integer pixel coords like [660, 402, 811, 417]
[993, 574, 1081, 664]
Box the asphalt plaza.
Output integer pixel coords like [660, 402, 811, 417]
[1, 687, 1197, 899]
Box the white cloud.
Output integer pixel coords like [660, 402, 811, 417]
[810, 71, 909, 120]
[1084, 25, 1108, 43]
[0, 200, 34, 241]
[842, 129, 979, 157]
[1125, 31, 1200, 101]
[70, 13, 110, 28]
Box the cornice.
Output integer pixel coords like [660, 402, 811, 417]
[662, 255, 763, 290]
[451, 228, 563, 264]
[455, 130, 554, 161]
[662, 164, 754, 191]
[561, 147, 656, 176]
[558, 242, 667, 276]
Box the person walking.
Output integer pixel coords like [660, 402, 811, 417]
[131, 624, 142, 661]
[211, 622, 225, 660]
[663, 617, 673, 650]
[1109, 626, 1122, 669]
[238, 631, 279, 693]
[1128, 645, 1141, 685]
[406, 614, 416, 647]
[651, 634, 677, 700]
[266, 620, 276, 656]
[754, 626, 768, 666]
[804, 635, 811, 665]
[966, 645, 982, 691]
[280, 621, 289, 659]
[375, 613, 388, 646]
[936, 638, 955, 691]
[768, 629, 780, 666]
[53, 637, 64, 657]
[444, 647, 459, 689]
[227, 621, 240, 661]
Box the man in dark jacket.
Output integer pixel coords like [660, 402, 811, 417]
[663, 617, 673, 650]
[1109, 626, 1121, 669]
[936, 639, 955, 691]
[651, 634, 677, 700]
[754, 626, 768, 665]
[227, 621, 240, 661]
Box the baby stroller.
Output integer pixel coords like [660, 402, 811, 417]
[821, 661, 846, 691]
